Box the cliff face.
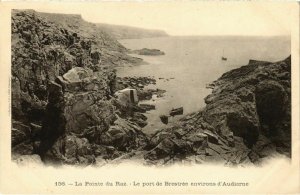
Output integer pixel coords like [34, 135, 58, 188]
[144, 56, 291, 165]
[11, 9, 138, 122]
[11, 10, 147, 165]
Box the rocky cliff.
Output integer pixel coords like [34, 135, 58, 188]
[144, 56, 291, 165]
[11, 10, 148, 165]
[29, 11, 143, 65]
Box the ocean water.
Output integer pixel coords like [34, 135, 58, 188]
[117, 36, 291, 134]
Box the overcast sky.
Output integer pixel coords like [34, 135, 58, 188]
[33, 2, 293, 36]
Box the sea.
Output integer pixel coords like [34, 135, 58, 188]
[116, 36, 291, 134]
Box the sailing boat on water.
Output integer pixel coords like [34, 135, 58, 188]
[221, 49, 227, 61]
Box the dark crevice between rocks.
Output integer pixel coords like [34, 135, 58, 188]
[20, 101, 45, 124]
[226, 113, 259, 148]
[254, 80, 291, 156]
[255, 81, 287, 136]
[37, 82, 66, 161]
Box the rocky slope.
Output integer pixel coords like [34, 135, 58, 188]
[32, 11, 143, 66]
[11, 10, 148, 165]
[143, 56, 291, 165]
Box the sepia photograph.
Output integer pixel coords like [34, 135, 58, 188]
[1, 1, 299, 194]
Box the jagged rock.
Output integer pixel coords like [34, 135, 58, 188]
[90, 50, 101, 65]
[138, 89, 166, 100]
[11, 76, 23, 119]
[160, 115, 169, 125]
[116, 76, 165, 101]
[42, 135, 95, 165]
[37, 67, 148, 165]
[148, 128, 175, 147]
[203, 130, 220, 145]
[145, 138, 175, 161]
[138, 90, 153, 100]
[130, 118, 148, 128]
[11, 120, 42, 157]
[11, 121, 31, 146]
[139, 103, 155, 111]
[133, 112, 147, 121]
[65, 135, 95, 164]
[12, 142, 34, 156]
[92, 144, 108, 157]
[29, 123, 42, 138]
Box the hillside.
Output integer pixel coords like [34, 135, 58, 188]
[38, 12, 168, 40]
[95, 23, 168, 39]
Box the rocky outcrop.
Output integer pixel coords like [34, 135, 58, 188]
[12, 9, 112, 125]
[144, 56, 291, 165]
[116, 76, 166, 101]
[11, 10, 148, 164]
[37, 67, 148, 165]
[133, 48, 165, 56]
[37, 12, 144, 66]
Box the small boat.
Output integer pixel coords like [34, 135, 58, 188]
[169, 107, 183, 117]
[221, 49, 227, 61]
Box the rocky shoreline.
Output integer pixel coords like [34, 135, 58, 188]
[11, 10, 291, 167]
[116, 76, 166, 101]
[142, 56, 291, 165]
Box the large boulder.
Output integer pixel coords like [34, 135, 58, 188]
[42, 135, 95, 165]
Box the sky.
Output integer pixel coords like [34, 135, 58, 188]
[31, 2, 294, 36]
